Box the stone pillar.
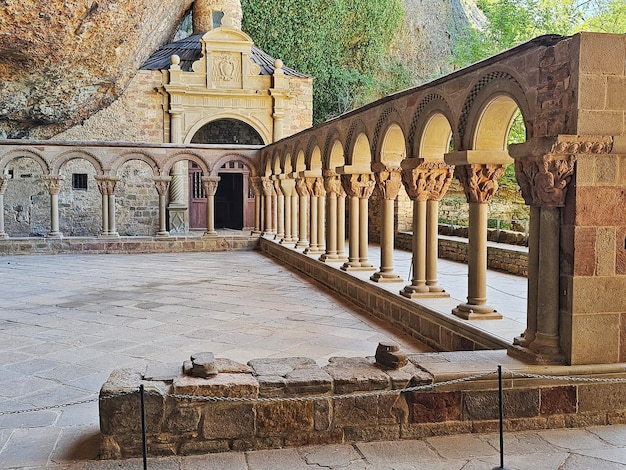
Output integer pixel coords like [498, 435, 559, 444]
[202, 176, 220, 237]
[153, 177, 172, 237]
[273, 179, 285, 240]
[371, 163, 403, 282]
[341, 173, 375, 271]
[295, 177, 309, 249]
[400, 161, 453, 297]
[279, 178, 297, 244]
[321, 170, 340, 261]
[261, 177, 274, 236]
[107, 178, 120, 237]
[452, 164, 505, 319]
[42, 175, 64, 238]
[290, 184, 299, 243]
[250, 176, 262, 234]
[273, 112, 285, 142]
[510, 148, 577, 364]
[168, 161, 188, 234]
[0, 177, 9, 239]
[304, 177, 325, 254]
[337, 189, 347, 261]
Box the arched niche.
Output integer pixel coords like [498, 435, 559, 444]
[191, 118, 264, 145]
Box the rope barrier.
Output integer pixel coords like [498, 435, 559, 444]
[2, 368, 626, 416]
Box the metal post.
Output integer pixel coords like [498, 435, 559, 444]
[493, 365, 510, 470]
[140, 384, 148, 470]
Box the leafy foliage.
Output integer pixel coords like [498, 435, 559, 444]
[241, 0, 412, 123]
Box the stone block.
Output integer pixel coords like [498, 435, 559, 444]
[579, 74, 607, 111]
[256, 375, 287, 398]
[540, 386, 577, 415]
[332, 395, 380, 427]
[569, 314, 620, 364]
[256, 400, 314, 437]
[572, 277, 626, 314]
[595, 227, 616, 276]
[323, 357, 390, 393]
[314, 399, 332, 431]
[621, 313, 626, 363]
[179, 439, 231, 454]
[410, 391, 462, 423]
[283, 429, 344, 447]
[164, 405, 202, 434]
[285, 368, 333, 395]
[201, 402, 256, 439]
[189, 352, 218, 378]
[172, 373, 259, 398]
[463, 388, 539, 420]
[401, 421, 472, 439]
[375, 342, 408, 369]
[344, 425, 400, 442]
[249, 357, 317, 377]
[578, 382, 626, 412]
[573, 227, 597, 276]
[616, 226, 626, 276]
[578, 32, 625, 75]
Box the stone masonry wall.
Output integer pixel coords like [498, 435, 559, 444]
[100, 352, 626, 459]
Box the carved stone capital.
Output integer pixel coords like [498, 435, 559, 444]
[323, 170, 345, 197]
[305, 177, 326, 198]
[42, 175, 65, 195]
[273, 179, 284, 197]
[249, 176, 263, 197]
[371, 162, 403, 201]
[153, 177, 172, 196]
[515, 155, 576, 208]
[95, 176, 120, 196]
[295, 177, 309, 197]
[278, 177, 296, 197]
[201, 176, 221, 197]
[340, 173, 375, 200]
[401, 160, 453, 202]
[454, 164, 505, 204]
[261, 177, 275, 197]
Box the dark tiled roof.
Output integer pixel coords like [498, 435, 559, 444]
[141, 32, 308, 78]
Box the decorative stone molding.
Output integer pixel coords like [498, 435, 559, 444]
[201, 176, 221, 197]
[305, 177, 326, 198]
[371, 162, 403, 201]
[260, 177, 274, 197]
[295, 177, 309, 197]
[272, 178, 283, 197]
[249, 176, 262, 197]
[340, 173, 375, 200]
[454, 164, 505, 204]
[401, 160, 453, 202]
[322, 169, 345, 197]
[515, 155, 576, 208]
[95, 176, 120, 196]
[42, 175, 65, 195]
[153, 177, 171, 196]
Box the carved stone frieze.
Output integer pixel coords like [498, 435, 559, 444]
[454, 164, 505, 204]
[41, 175, 65, 195]
[515, 155, 576, 208]
[401, 160, 453, 202]
[340, 173, 375, 200]
[153, 177, 172, 196]
[305, 177, 326, 198]
[371, 162, 403, 201]
[295, 177, 309, 197]
[261, 177, 274, 197]
[95, 176, 119, 196]
[323, 170, 346, 198]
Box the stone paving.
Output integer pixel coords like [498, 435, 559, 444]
[1, 249, 625, 469]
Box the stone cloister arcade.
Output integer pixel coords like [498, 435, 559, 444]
[1, 32, 625, 368]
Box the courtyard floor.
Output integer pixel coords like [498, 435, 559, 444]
[0, 248, 625, 469]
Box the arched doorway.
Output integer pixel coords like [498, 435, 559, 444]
[188, 119, 261, 230]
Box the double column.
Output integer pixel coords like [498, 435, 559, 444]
[400, 160, 453, 297]
[340, 173, 375, 271]
[249, 176, 263, 234]
[95, 176, 120, 238]
[153, 177, 173, 237]
[0, 177, 9, 239]
[370, 163, 403, 282]
[448, 160, 506, 320]
[294, 177, 309, 249]
[304, 176, 326, 254]
[261, 177, 276, 236]
[320, 170, 347, 262]
[278, 177, 297, 244]
[42, 176, 65, 238]
[201, 176, 221, 237]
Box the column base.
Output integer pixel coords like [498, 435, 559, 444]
[280, 237, 297, 245]
[507, 344, 566, 365]
[370, 271, 403, 283]
[341, 263, 376, 272]
[295, 241, 309, 249]
[452, 303, 502, 320]
[156, 231, 170, 238]
[401, 285, 450, 299]
[203, 231, 218, 238]
[0, 233, 8, 239]
[304, 247, 325, 255]
[513, 330, 536, 348]
[46, 232, 63, 239]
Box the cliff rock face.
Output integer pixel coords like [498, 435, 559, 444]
[0, 0, 193, 139]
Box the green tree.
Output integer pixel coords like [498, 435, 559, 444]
[241, 0, 412, 123]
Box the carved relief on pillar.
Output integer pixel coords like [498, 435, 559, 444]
[0, 176, 9, 194]
[323, 169, 345, 197]
[340, 173, 375, 200]
[95, 176, 119, 196]
[249, 176, 262, 197]
[401, 160, 453, 202]
[153, 177, 172, 196]
[42, 175, 65, 195]
[261, 177, 275, 197]
[454, 164, 505, 204]
[295, 177, 309, 197]
[273, 179, 284, 197]
[201, 176, 221, 197]
[305, 177, 326, 198]
[371, 162, 403, 201]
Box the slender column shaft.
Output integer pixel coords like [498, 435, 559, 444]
[254, 191, 262, 233]
[264, 193, 272, 234]
[296, 191, 309, 249]
[291, 193, 299, 242]
[322, 192, 338, 260]
[50, 193, 60, 235]
[206, 193, 216, 234]
[271, 190, 277, 234]
[337, 195, 347, 260]
[101, 194, 109, 236]
[108, 194, 117, 235]
[342, 196, 360, 269]
[159, 194, 168, 234]
[316, 195, 325, 251]
[0, 193, 7, 238]
[283, 193, 292, 242]
[371, 197, 402, 281]
[426, 200, 443, 291]
[467, 202, 488, 305]
[516, 205, 540, 347]
[401, 199, 428, 295]
[358, 197, 373, 268]
[306, 195, 318, 252]
[275, 189, 285, 239]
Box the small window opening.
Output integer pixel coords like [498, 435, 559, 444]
[72, 173, 88, 190]
[20, 173, 32, 178]
[212, 11, 224, 28]
[7, 169, 14, 179]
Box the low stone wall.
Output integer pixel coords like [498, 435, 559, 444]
[395, 231, 529, 277]
[0, 234, 259, 255]
[99, 351, 626, 459]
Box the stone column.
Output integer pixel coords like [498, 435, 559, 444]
[202, 176, 220, 237]
[0, 177, 9, 239]
[321, 170, 340, 261]
[371, 163, 403, 282]
[273, 179, 285, 240]
[279, 178, 297, 244]
[107, 178, 120, 237]
[315, 177, 326, 253]
[510, 149, 577, 363]
[401, 160, 453, 297]
[42, 175, 64, 238]
[336, 188, 347, 262]
[250, 176, 262, 234]
[95, 176, 110, 237]
[290, 183, 299, 243]
[169, 111, 188, 234]
[452, 164, 505, 319]
[295, 177, 309, 249]
[261, 177, 274, 236]
[341, 173, 375, 271]
[304, 177, 326, 254]
[153, 177, 172, 237]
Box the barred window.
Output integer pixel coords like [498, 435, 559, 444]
[72, 173, 88, 190]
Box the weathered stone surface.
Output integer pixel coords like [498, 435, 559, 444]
[324, 357, 391, 393]
[248, 357, 317, 377]
[163, 406, 201, 434]
[463, 389, 539, 421]
[285, 368, 333, 395]
[189, 352, 218, 378]
[333, 395, 381, 427]
[172, 373, 259, 398]
[256, 400, 314, 437]
[540, 386, 577, 415]
[579, 383, 626, 412]
[375, 342, 408, 369]
[215, 358, 252, 374]
[0, 0, 193, 139]
[201, 402, 256, 439]
[256, 375, 287, 398]
[410, 391, 462, 423]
